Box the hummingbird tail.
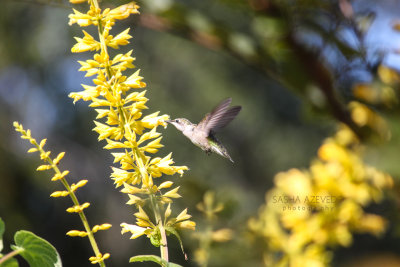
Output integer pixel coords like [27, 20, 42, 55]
[216, 145, 234, 163]
[208, 136, 235, 163]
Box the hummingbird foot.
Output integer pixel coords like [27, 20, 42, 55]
[205, 150, 211, 156]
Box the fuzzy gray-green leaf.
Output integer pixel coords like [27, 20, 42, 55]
[13, 231, 61, 267]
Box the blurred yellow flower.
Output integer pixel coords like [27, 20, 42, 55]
[249, 124, 393, 266]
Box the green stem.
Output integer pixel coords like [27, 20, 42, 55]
[0, 248, 23, 265]
[133, 147, 168, 263]
[149, 194, 169, 264]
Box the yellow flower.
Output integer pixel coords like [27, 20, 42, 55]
[68, 8, 94, 27]
[211, 229, 233, 242]
[104, 2, 140, 22]
[106, 28, 132, 49]
[121, 223, 150, 239]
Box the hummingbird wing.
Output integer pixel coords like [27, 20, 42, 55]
[197, 98, 241, 135]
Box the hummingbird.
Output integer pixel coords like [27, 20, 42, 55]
[167, 98, 241, 163]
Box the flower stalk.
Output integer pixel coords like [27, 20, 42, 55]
[14, 122, 110, 266]
[68, 0, 195, 264]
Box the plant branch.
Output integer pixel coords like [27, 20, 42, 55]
[0, 248, 23, 265]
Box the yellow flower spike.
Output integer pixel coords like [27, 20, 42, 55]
[15, 121, 110, 266]
[249, 124, 393, 267]
[66, 0, 193, 262]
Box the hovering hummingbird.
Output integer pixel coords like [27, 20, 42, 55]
[167, 98, 241, 163]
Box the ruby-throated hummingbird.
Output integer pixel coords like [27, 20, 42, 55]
[167, 98, 241, 163]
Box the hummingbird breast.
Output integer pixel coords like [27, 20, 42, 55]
[186, 129, 210, 150]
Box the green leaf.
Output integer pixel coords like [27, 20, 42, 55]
[12, 231, 61, 267]
[165, 226, 186, 260]
[0, 256, 18, 267]
[129, 255, 183, 267]
[0, 218, 4, 252]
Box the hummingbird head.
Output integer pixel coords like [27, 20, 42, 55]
[166, 118, 192, 132]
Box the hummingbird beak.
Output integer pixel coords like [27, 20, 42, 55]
[165, 120, 172, 124]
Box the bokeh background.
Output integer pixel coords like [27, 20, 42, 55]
[2, 0, 400, 266]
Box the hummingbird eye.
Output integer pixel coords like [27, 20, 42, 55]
[175, 119, 180, 123]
